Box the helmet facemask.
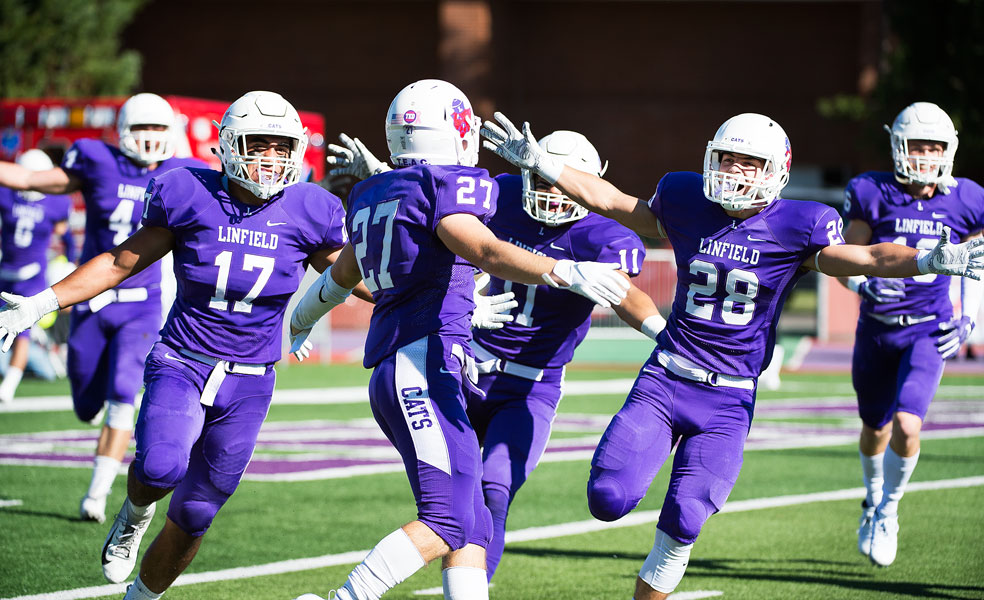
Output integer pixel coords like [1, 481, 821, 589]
[520, 130, 606, 226]
[218, 129, 307, 200]
[703, 145, 787, 211]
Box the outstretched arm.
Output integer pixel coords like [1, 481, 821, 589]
[0, 226, 173, 350]
[480, 112, 665, 239]
[613, 280, 667, 340]
[0, 162, 81, 195]
[306, 246, 374, 303]
[809, 226, 984, 280]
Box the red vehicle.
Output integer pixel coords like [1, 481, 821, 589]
[0, 95, 327, 180]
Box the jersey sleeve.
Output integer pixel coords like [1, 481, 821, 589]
[842, 176, 870, 222]
[805, 204, 845, 258]
[52, 195, 72, 222]
[295, 188, 348, 255]
[59, 140, 91, 181]
[140, 178, 169, 229]
[432, 168, 498, 228]
[577, 219, 646, 277]
[958, 179, 984, 233]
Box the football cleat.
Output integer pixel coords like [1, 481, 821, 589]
[102, 499, 156, 583]
[80, 494, 107, 524]
[857, 502, 875, 556]
[292, 594, 334, 600]
[868, 510, 899, 567]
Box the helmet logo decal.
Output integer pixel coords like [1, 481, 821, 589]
[783, 137, 792, 171]
[451, 99, 472, 139]
[403, 110, 417, 123]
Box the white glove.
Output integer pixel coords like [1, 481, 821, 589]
[326, 133, 392, 181]
[480, 112, 564, 184]
[0, 289, 60, 352]
[471, 273, 518, 330]
[916, 226, 984, 280]
[543, 260, 629, 308]
[289, 266, 354, 362]
[289, 330, 314, 362]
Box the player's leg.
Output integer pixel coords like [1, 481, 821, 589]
[135, 364, 275, 594]
[102, 344, 206, 583]
[0, 334, 30, 403]
[587, 362, 674, 522]
[851, 320, 900, 556]
[334, 337, 490, 600]
[469, 372, 561, 580]
[870, 322, 944, 567]
[638, 380, 754, 599]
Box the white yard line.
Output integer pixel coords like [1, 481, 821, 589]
[4, 476, 983, 600]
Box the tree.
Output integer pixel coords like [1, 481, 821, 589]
[0, 0, 146, 98]
[818, 0, 983, 181]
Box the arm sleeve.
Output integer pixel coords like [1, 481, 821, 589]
[431, 168, 498, 229]
[805, 205, 845, 258]
[140, 179, 170, 229]
[59, 141, 89, 182]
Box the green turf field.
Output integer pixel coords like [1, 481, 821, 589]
[1, 366, 982, 600]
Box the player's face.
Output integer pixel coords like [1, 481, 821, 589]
[244, 135, 294, 184]
[906, 139, 945, 175]
[533, 175, 567, 214]
[719, 152, 766, 193]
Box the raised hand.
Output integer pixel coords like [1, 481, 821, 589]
[471, 273, 518, 330]
[480, 112, 563, 183]
[935, 316, 974, 359]
[916, 226, 984, 280]
[543, 260, 629, 308]
[326, 133, 392, 181]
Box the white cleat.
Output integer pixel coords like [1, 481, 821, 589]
[80, 495, 107, 523]
[293, 592, 337, 600]
[868, 510, 899, 567]
[102, 499, 156, 583]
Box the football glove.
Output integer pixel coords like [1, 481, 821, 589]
[935, 316, 974, 359]
[471, 273, 518, 330]
[916, 226, 984, 280]
[543, 260, 629, 308]
[481, 112, 564, 184]
[0, 289, 60, 352]
[326, 133, 392, 181]
[851, 277, 906, 304]
[289, 266, 354, 362]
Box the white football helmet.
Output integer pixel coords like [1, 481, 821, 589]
[117, 93, 176, 165]
[16, 149, 54, 201]
[214, 91, 308, 200]
[703, 113, 791, 211]
[522, 130, 608, 226]
[385, 79, 481, 167]
[885, 102, 958, 193]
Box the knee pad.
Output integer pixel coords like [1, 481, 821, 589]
[104, 400, 135, 431]
[658, 495, 713, 543]
[587, 475, 633, 522]
[134, 442, 189, 488]
[639, 527, 693, 594]
[483, 485, 511, 523]
[168, 498, 219, 537]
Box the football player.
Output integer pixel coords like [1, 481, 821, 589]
[839, 102, 984, 567]
[0, 149, 72, 403]
[327, 128, 666, 582]
[288, 79, 632, 600]
[481, 110, 984, 599]
[0, 93, 207, 523]
[0, 91, 355, 600]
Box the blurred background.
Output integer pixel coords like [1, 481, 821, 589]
[1, 0, 981, 366]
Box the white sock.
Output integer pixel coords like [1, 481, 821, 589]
[638, 528, 693, 594]
[125, 497, 155, 521]
[123, 575, 163, 600]
[860, 450, 884, 508]
[337, 528, 426, 600]
[86, 455, 121, 499]
[0, 365, 23, 400]
[442, 566, 488, 600]
[879, 446, 919, 516]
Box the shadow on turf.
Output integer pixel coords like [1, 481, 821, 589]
[2, 506, 91, 523]
[506, 549, 984, 598]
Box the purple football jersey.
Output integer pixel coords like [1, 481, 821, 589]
[347, 165, 498, 368]
[473, 174, 645, 368]
[142, 169, 347, 363]
[844, 172, 984, 318]
[651, 172, 843, 378]
[0, 188, 71, 273]
[60, 139, 206, 290]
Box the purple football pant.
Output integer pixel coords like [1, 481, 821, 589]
[133, 341, 274, 537]
[369, 334, 492, 551]
[0, 274, 46, 340]
[588, 355, 754, 544]
[852, 316, 946, 428]
[67, 296, 161, 422]
[466, 368, 564, 580]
